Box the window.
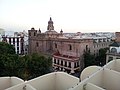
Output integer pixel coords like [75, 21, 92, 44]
[74, 62, 76, 68]
[77, 62, 79, 67]
[13, 38, 15, 45]
[9, 38, 11, 44]
[17, 47, 19, 51]
[36, 42, 39, 47]
[29, 32, 31, 36]
[69, 62, 71, 68]
[34, 32, 36, 36]
[61, 60, 63, 65]
[17, 38, 19, 46]
[94, 50, 95, 54]
[58, 60, 59, 64]
[69, 44, 72, 50]
[86, 45, 88, 51]
[54, 59, 56, 64]
[111, 48, 117, 53]
[65, 61, 67, 67]
[55, 43, 57, 48]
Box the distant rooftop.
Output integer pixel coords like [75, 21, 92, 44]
[109, 42, 120, 47]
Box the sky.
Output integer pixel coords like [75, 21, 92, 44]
[0, 0, 120, 33]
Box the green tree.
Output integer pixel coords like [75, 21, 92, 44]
[0, 42, 17, 76]
[96, 48, 108, 66]
[18, 53, 52, 80]
[0, 42, 52, 80]
[0, 54, 20, 76]
[83, 51, 95, 68]
[0, 42, 15, 55]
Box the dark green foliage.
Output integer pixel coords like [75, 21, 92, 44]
[0, 54, 20, 76]
[0, 42, 52, 80]
[0, 42, 15, 55]
[84, 48, 108, 68]
[19, 53, 52, 80]
[83, 51, 95, 67]
[96, 48, 108, 66]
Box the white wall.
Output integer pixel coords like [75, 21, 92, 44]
[0, 77, 11, 90]
[10, 77, 24, 86]
[6, 83, 26, 90]
[6, 83, 36, 90]
[27, 72, 79, 90]
[0, 77, 24, 90]
[55, 72, 79, 90]
[103, 69, 120, 90]
[26, 84, 36, 90]
[85, 83, 105, 90]
[114, 59, 120, 72]
[104, 60, 115, 70]
[27, 73, 55, 90]
[86, 69, 103, 88]
[105, 59, 120, 72]
[80, 66, 101, 81]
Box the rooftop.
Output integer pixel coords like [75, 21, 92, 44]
[53, 53, 79, 61]
[109, 42, 120, 47]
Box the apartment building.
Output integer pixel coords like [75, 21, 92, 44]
[2, 36, 24, 55]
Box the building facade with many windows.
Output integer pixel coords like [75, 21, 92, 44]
[2, 36, 24, 55]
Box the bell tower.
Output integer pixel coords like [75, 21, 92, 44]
[47, 17, 54, 31]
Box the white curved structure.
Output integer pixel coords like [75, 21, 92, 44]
[2, 59, 120, 90]
[80, 66, 101, 81]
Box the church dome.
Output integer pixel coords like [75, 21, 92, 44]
[45, 30, 58, 34]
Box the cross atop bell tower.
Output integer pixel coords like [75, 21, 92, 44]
[47, 17, 54, 31]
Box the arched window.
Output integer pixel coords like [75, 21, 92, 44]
[69, 44, 72, 50]
[55, 43, 57, 48]
[111, 48, 117, 53]
[86, 45, 88, 50]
